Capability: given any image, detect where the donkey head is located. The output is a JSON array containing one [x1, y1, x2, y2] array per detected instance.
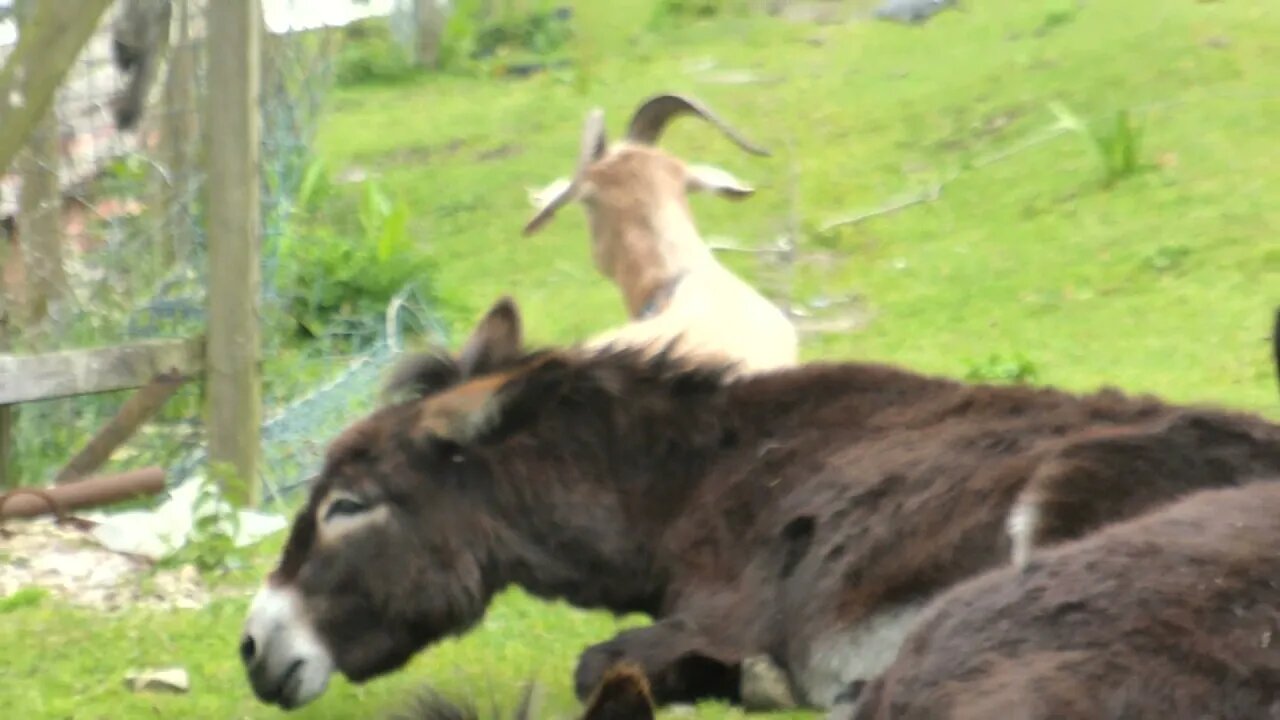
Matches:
[[239, 297, 704, 710], [239, 297, 553, 709]]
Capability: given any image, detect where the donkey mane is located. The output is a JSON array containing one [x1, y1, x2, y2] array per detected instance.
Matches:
[[381, 340, 738, 407]]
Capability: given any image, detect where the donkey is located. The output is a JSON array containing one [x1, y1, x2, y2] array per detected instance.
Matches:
[[389, 663, 654, 720], [847, 479, 1280, 720], [239, 296, 1280, 712]]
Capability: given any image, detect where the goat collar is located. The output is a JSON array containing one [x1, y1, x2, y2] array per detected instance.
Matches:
[[635, 271, 689, 320]]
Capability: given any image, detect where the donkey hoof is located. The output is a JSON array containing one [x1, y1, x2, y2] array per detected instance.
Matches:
[[740, 654, 799, 711]]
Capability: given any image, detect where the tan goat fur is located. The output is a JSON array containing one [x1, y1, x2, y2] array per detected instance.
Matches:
[[524, 94, 798, 376]]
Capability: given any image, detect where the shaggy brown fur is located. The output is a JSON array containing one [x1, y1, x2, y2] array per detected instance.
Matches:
[[389, 664, 654, 720], [848, 480, 1280, 720], [240, 296, 1280, 712]]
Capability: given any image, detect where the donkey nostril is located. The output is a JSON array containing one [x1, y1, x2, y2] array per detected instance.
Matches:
[[239, 634, 257, 664]]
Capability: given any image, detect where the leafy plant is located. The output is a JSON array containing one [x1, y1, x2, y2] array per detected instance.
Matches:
[[964, 353, 1041, 384], [1050, 102, 1148, 187], [336, 17, 418, 86], [169, 466, 246, 575], [0, 587, 49, 614], [274, 159, 436, 344], [473, 5, 574, 58], [651, 0, 734, 26]]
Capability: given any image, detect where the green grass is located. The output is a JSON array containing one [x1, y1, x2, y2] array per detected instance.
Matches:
[[5, 0, 1280, 717]]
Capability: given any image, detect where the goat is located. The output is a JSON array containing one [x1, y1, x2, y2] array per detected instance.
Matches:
[[523, 93, 798, 376], [848, 479, 1280, 720], [239, 296, 1280, 712], [388, 664, 654, 720]]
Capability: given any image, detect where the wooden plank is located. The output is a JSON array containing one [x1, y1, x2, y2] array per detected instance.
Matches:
[[205, 0, 262, 507], [0, 0, 115, 176], [53, 373, 188, 484], [0, 337, 204, 405]]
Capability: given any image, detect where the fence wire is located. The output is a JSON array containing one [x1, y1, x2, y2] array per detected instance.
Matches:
[[2, 1, 439, 503]]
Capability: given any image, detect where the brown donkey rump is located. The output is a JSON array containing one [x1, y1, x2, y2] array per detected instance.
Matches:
[[239, 296, 1280, 712], [847, 479, 1280, 720]]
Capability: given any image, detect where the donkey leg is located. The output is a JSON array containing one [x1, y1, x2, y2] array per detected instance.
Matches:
[[574, 617, 742, 707]]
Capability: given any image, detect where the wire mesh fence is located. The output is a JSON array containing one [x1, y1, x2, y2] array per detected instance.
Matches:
[[1, 0, 442, 503]]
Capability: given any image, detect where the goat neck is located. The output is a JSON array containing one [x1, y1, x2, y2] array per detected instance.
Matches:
[[604, 193, 717, 319]]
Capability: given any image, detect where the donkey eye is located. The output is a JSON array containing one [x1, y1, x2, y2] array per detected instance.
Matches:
[[324, 497, 367, 520]]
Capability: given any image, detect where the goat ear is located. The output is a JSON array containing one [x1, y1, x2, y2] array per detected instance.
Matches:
[[685, 163, 755, 200], [522, 177, 578, 236], [527, 177, 573, 210], [457, 296, 523, 378], [582, 664, 656, 720]]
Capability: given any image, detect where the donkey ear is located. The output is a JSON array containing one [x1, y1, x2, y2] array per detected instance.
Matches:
[[582, 664, 656, 720], [457, 296, 523, 378], [415, 355, 568, 445], [415, 372, 513, 445], [685, 163, 755, 200]]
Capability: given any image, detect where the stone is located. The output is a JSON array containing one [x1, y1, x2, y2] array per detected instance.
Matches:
[[124, 667, 190, 694]]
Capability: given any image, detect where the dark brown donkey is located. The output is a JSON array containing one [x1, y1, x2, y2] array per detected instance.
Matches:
[[848, 479, 1280, 720], [239, 296, 1280, 712]]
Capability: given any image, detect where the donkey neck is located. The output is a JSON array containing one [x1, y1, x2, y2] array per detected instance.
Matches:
[[481, 378, 735, 614]]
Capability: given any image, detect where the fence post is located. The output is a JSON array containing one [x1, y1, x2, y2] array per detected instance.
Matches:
[[160, 0, 197, 264], [412, 0, 447, 69], [205, 0, 262, 507], [14, 0, 66, 327], [18, 101, 65, 327], [0, 273, 11, 487]]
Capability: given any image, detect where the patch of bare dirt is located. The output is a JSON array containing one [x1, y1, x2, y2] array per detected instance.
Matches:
[[0, 517, 211, 613]]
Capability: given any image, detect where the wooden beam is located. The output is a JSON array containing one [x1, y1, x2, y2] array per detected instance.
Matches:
[[0, 0, 115, 176], [0, 337, 204, 405], [54, 373, 188, 484], [205, 0, 263, 507], [0, 467, 166, 519]]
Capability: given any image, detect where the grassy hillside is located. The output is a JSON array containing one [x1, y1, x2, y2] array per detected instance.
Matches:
[[4, 0, 1279, 718]]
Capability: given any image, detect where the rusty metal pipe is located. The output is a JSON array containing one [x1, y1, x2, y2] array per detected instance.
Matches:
[[0, 466, 165, 520]]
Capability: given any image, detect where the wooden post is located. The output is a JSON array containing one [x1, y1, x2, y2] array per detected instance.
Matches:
[[0, 300, 11, 488], [160, 0, 196, 265], [0, 218, 13, 488], [204, 0, 262, 507], [412, 0, 447, 69], [18, 92, 66, 325]]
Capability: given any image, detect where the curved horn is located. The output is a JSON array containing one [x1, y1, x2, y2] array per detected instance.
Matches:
[[522, 108, 608, 237], [625, 93, 771, 157]]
